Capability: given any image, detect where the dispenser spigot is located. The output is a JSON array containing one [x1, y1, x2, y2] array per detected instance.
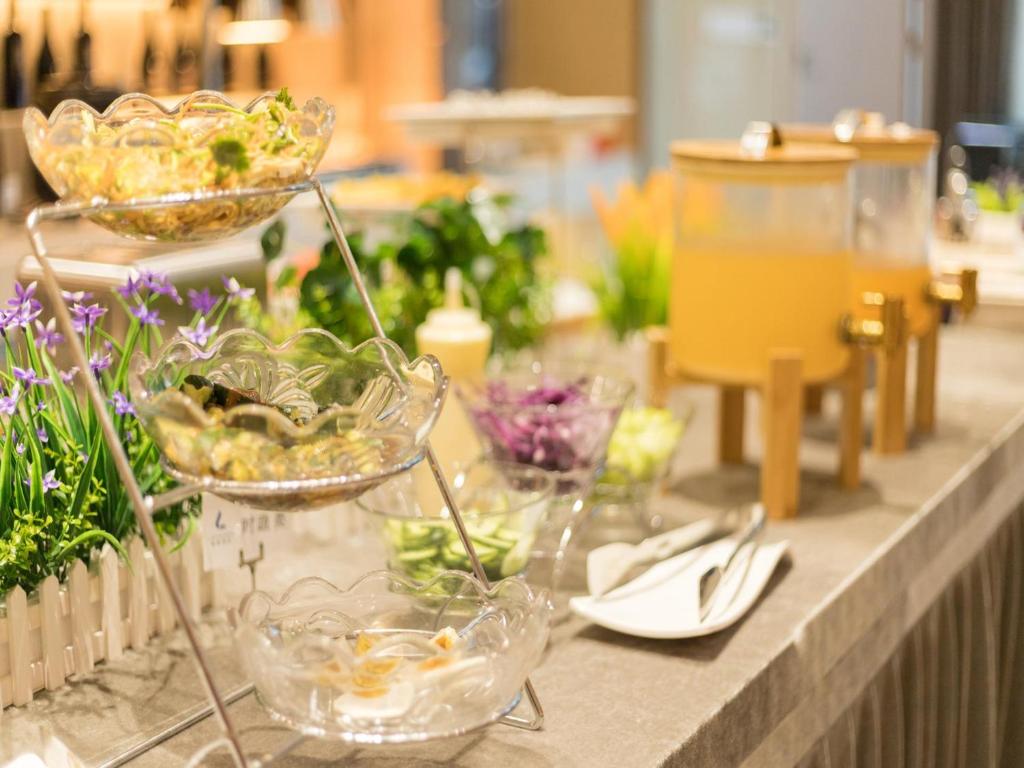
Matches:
[[841, 293, 907, 352], [928, 268, 978, 317]]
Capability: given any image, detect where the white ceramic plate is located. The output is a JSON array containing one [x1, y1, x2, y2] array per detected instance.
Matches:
[[569, 538, 789, 639]]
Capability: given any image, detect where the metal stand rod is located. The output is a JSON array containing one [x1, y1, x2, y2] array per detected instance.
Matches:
[[316, 179, 545, 729], [25, 209, 249, 768], [148, 481, 209, 513]]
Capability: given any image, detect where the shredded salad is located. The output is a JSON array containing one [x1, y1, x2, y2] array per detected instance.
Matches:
[[32, 88, 329, 239]]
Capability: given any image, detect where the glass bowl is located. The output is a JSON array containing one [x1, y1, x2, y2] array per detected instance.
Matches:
[[233, 571, 551, 742], [458, 364, 633, 496], [23, 90, 334, 241], [359, 460, 555, 584], [596, 404, 692, 496], [590, 405, 692, 534], [129, 329, 445, 511]]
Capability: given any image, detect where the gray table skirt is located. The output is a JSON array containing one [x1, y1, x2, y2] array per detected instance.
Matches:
[[799, 504, 1024, 768]]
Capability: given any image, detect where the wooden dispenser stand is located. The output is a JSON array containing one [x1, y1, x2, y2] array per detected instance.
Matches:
[[646, 295, 903, 520], [864, 293, 911, 454], [806, 268, 977, 454], [914, 268, 979, 433]]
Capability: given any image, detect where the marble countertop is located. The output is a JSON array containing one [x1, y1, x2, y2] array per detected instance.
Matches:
[[3, 321, 1024, 768]]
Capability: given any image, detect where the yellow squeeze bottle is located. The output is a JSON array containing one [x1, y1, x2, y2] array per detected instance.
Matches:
[[414, 269, 492, 500]]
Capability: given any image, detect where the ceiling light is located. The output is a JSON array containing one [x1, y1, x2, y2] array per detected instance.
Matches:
[[218, 0, 291, 47], [299, 0, 342, 34]]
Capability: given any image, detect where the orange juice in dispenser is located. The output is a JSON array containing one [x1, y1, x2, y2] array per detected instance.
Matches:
[[669, 132, 857, 386]]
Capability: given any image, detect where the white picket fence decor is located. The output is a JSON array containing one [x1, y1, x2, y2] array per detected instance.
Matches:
[[0, 532, 220, 712]]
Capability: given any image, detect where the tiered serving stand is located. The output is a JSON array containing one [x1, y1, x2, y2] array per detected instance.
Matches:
[[24, 178, 546, 767]]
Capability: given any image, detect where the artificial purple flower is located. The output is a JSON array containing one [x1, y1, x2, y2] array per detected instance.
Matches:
[[5, 301, 42, 330], [188, 287, 218, 315], [59, 366, 79, 384], [70, 302, 107, 333], [179, 317, 218, 347], [36, 427, 48, 444], [110, 390, 136, 417], [137, 270, 164, 290], [89, 350, 112, 374], [13, 366, 49, 387], [0, 308, 15, 334], [15, 442, 24, 456], [131, 304, 164, 327], [139, 270, 182, 304], [0, 383, 20, 415], [5, 282, 43, 330], [115, 275, 141, 300], [42, 470, 60, 493], [61, 289, 93, 303], [159, 283, 183, 305], [8, 281, 37, 308], [222, 276, 255, 301], [34, 318, 64, 353], [36, 401, 46, 412]]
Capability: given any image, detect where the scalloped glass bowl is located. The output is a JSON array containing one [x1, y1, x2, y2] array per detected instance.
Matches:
[[359, 460, 555, 584], [458, 364, 634, 496], [23, 90, 334, 241], [233, 571, 551, 742], [129, 329, 445, 511]]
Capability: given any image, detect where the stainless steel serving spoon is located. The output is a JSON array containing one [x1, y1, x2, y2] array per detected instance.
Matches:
[[697, 503, 766, 622]]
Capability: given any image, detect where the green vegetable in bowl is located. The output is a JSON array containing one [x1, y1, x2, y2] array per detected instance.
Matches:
[[382, 512, 533, 584], [602, 407, 685, 485], [361, 461, 553, 587]]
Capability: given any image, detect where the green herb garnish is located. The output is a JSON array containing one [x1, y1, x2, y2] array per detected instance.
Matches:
[[276, 86, 296, 110], [210, 137, 250, 174]]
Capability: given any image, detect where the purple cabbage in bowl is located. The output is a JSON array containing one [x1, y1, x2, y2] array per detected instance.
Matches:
[[459, 369, 633, 488]]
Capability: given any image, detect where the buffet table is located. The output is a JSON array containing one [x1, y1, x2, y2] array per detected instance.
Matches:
[[2, 322, 1023, 768]]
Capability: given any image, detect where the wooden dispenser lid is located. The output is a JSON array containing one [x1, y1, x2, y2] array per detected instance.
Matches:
[[782, 110, 939, 164], [671, 122, 857, 184]]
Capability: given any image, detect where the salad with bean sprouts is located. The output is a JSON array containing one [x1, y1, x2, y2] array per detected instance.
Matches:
[[24, 88, 334, 240]]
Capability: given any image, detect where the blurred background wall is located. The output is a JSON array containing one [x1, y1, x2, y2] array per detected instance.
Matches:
[[0, 0, 1020, 192]]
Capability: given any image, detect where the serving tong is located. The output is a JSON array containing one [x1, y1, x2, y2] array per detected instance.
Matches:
[[697, 504, 765, 621], [588, 506, 750, 598], [587, 503, 766, 624]]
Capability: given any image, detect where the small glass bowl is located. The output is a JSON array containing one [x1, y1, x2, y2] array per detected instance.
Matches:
[[596, 404, 692, 498], [233, 571, 551, 743], [458, 364, 633, 496], [23, 90, 334, 241], [359, 460, 555, 584], [589, 405, 692, 535], [129, 329, 445, 511]]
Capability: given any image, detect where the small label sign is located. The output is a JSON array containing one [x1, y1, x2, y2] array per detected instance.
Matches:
[[200, 493, 289, 571]]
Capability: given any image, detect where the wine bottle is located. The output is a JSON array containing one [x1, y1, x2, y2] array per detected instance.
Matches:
[[221, 45, 233, 91], [141, 14, 158, 89], [171, 3, 196, 92], [74, 0, 92, 86], [2, 0, 26, 107], [257, 46, 270, 89], [35, 8, 56, 92]]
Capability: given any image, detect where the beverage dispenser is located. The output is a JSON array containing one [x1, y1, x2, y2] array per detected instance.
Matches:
[[647, 123, 903, 518], [784, 112, 977, 453]]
